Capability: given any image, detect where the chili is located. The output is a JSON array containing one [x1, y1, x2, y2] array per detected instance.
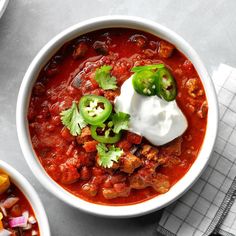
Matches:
[[28, 28, 207, 206]]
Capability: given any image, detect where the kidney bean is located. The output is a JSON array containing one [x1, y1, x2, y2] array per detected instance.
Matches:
[[93, 41, 108, 55], [73, 42, 88, 59], [129, 34, 148, 48]]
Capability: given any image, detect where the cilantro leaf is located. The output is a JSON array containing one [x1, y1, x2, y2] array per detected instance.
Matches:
[[131, 64, 165, 73], [60, 101, 87, 136], [94, 65, 117, 90], [97, 143, 123, 168], [112, 112, 130, 134]]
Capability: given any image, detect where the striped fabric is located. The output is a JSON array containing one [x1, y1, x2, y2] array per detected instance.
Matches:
[[157, 64, 236, 236]]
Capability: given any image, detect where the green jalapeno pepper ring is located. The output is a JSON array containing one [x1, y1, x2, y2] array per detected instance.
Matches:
[[79, 95, 112, 125], [156, 68, 177, 101], [91, 125, 121, 143], [132, 70, 158, 96], [131, 65, 177, 101]]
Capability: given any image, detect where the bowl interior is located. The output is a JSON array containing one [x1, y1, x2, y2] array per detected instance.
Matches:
[[16, 16, 218, 218], [0, 161, 51, 235]]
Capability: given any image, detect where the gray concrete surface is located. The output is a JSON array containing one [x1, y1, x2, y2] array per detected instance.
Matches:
[[0, 0, 235, 235]]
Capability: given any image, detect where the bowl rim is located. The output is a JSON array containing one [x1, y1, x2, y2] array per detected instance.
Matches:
[[0, 160, 51, 235], [0, 0, 9, 19], [16, 15, 219, 218]]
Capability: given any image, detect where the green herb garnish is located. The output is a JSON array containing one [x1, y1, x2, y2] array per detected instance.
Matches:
[[112, 112, 130, 134], [60, 102, 87, 136], [96, 143, 123, 168], [94, 65, 117, 90]]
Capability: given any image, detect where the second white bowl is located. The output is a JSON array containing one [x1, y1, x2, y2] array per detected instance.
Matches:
[[0, 161, 51, 235]]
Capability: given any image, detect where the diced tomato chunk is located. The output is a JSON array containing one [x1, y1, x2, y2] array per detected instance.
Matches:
[[89, 88, 104, 96], [117, 140, 132, 151], [83, 140, 98, 152], [89, 77, 99, 90], [92, 167, 105, 176], [182, 60, 194, 73], [103, 90, 118, 102], [10, 204, 22, 217], [61, 127, 75, 142], [127, 132, 142, 144]]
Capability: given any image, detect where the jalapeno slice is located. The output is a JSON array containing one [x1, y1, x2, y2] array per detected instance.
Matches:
[[91, 125, 121, 143], [132, 70, 158, 96], [156, 68, 177, 101], [79, 95, 112, 125], [131, 63, 165, 73]]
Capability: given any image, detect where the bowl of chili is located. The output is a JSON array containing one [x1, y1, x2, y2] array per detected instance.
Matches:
[[16, 16, 218, 217], [0, 161, 51, 235]]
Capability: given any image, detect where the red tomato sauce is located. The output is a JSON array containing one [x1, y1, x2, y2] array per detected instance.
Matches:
[[28, 28, 207, 205]]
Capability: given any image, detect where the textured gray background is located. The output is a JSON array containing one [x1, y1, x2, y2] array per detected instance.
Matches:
[[0, 0, 236, 235]]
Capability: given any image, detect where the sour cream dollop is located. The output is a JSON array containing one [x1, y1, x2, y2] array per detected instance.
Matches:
[[114, 76, 188, 146]]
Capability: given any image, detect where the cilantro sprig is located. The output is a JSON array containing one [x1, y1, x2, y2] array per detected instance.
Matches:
[[60, 102, 87, 136], [112, 112, 130, 134], [94, 65, 117, 90], [97, 111, 130, 139], [96, 143, 123, 168]]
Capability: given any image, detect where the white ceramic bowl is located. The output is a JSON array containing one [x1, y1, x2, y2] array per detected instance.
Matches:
[[0, 160, 51, 235], [0, 0, 9, 19], [16, 16, 218, 218]]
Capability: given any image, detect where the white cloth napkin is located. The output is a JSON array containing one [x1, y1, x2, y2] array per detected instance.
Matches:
[[157, 64, 236, 236]]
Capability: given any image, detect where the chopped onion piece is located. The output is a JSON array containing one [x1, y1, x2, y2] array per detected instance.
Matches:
[[23, 223, 32, 230], [32, 230, 38, 235], [2, 197, 19, 209], [0, 229, 11, 236], [0, 206, 7, 217], [9, 216, 27, 228], [22, 211, 29, 220], [28, 216, 36, 224]]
